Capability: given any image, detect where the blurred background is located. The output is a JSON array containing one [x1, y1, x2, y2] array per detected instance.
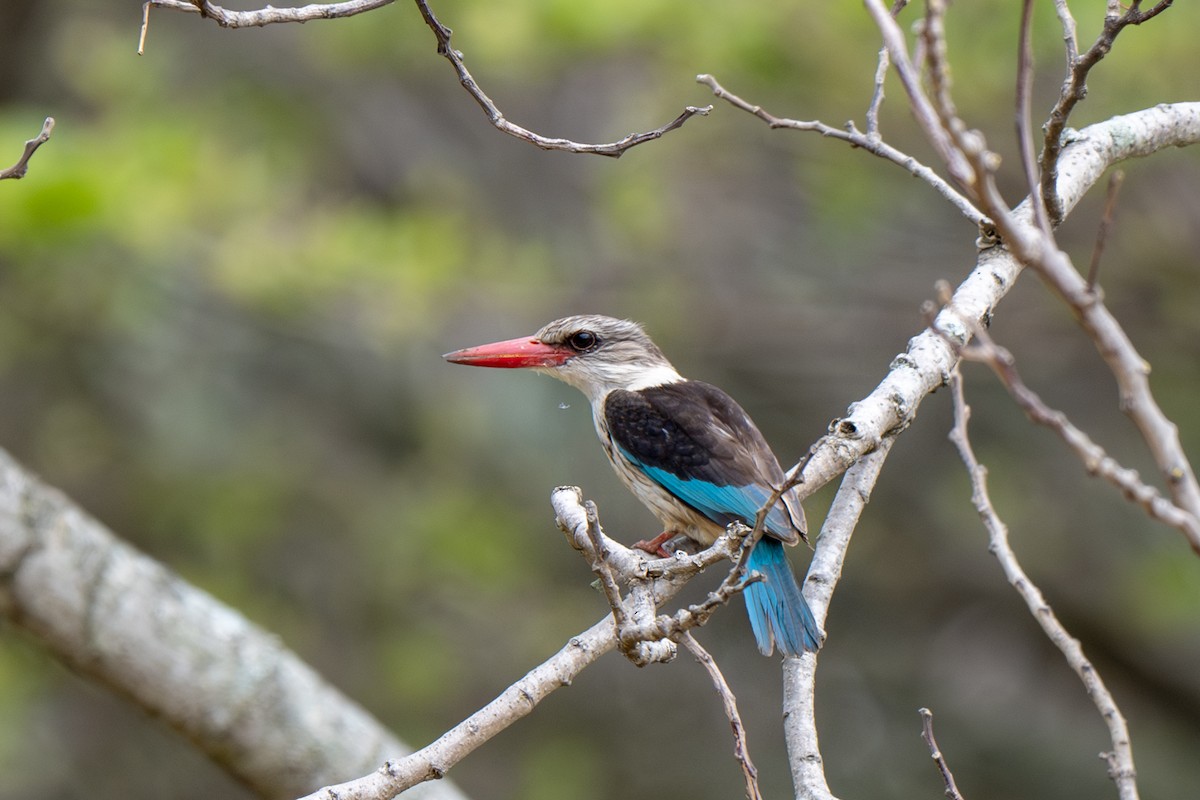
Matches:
[[1, 0, 1199, 798]]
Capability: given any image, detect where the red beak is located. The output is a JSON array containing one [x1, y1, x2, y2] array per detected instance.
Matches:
[[443, 335, 573, 369]]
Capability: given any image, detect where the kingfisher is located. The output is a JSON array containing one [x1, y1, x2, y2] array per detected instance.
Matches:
[[444, 315, 821, 656]]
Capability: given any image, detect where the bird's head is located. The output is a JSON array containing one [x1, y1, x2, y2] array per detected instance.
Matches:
[[444, 315, 682, 401]]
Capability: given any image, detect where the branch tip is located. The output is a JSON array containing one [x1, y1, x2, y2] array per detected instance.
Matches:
[[0, 117, 56, 181]]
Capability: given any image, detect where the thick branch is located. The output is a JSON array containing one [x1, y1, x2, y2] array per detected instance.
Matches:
[[0, 448, 463, 800], [783, 443, 893, 800]]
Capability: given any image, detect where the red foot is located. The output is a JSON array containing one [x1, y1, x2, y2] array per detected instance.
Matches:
[[631, 530, 678, 558]]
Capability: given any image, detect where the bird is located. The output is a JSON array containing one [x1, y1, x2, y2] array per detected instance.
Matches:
[[443, 315, 822, 656]]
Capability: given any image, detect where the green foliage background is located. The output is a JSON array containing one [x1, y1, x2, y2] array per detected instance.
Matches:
[[0, 1, 1198, 798]]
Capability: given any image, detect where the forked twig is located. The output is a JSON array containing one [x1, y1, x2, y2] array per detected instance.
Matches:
[[1040, 0, 1176, 223], [557, 488, 766, 666]]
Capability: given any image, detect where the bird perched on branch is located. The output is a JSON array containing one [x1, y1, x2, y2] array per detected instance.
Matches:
[[444, 315, 821, 656]]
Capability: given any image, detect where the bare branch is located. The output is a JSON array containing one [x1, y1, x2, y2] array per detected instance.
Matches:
[[783, 443, 894, 800], [299, 610, 620, 800], [779, 103, 1200, 516], [920, 0, 958, 140], [864, 45, 890, 139], [140, 0, 394, 52], [696, 73, 988, 229], [299, 486, 742, 800], [0, 117, 54, 181], [919, 708, 966, 800], [1040, 1, 1176, 223], [990, 164, 1200, 531], [864, 0, 1200, 539], [929, 302, 1200, 551], [416, 0, 709, 157], [947, 370, 1141, 800], [0, 449, 459, 800], [682, 634, 763, 800], [580, 499, 633, 631]]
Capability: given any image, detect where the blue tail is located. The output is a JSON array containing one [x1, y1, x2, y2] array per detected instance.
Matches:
[[744, 537, 822, 656]]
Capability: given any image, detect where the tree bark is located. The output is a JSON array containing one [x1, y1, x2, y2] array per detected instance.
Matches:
[[0, 448, 468, 800]]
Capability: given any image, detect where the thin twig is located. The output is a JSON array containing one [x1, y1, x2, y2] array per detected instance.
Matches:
[[682, 634, 762, 800], [415, 0, 709, 157], [1087, 169, 1125, 290], [1016, 0, 1051, 236], [865, 0, 910, 138], [948, 369, 1141, 800], [140, 0, 394, 52], [697, 73, 987, 228], [1053, 0, 1080, 67], [864, 45, 889, 139], [0, 118, 55, 181], [581, 500, 627, 624], [918, 708, 966, 800]]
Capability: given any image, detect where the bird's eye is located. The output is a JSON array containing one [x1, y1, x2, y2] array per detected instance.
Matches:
[[567, 330, 600, 352]]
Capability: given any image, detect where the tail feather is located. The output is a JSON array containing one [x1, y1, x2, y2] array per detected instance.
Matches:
[[744, 537, 822, 656]]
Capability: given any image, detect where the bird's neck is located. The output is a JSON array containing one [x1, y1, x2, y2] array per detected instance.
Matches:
[[587, 364, 684, 406], [541, 360, 684, 406], [622, 364, 686, 392]]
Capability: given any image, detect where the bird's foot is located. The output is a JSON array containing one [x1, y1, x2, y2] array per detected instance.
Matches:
[[632, 531, 693, 558]]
